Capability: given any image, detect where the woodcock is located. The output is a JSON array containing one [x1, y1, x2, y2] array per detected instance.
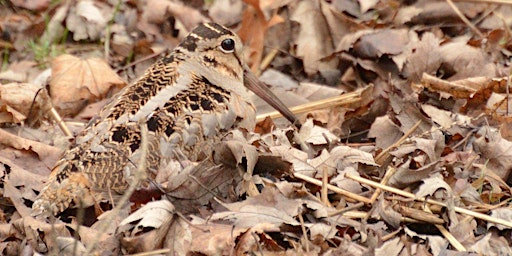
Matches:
[[32, 23, 297, 216]]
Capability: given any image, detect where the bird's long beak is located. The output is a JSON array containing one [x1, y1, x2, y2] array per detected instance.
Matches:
[[243, 66, 301, 129]]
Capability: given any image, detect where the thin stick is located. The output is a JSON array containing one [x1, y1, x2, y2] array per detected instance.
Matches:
[[375, 120, 422, 164], [294, 172, 371, 204], [49, 107, 72, 137], [368, 166, 397, 204], [321, 168, 330, 206], [446, 0, 484, 38], [327, 202, 365, 217], [257, 48, 279, 76], [453, 0, 512, 4], [298, 213, 309, 252], [346, 173, 512, 228], [424, 205, 467, 251]]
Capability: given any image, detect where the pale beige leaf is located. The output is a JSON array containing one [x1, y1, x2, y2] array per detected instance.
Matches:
[[489, 208, 512, 231], [415, 175, 452, 199], [50, 54, 126, 116], [400, 32, 442, 82], [368, 116, 403, 149], [291, 0, 339, 79], [374, 237, 403, 255], [119, 200, 175, 230], [66, 0, 108, 41], [164, 217, 192, 255], [473, 126, 512, 179], [0, 82, 48, 124], [298, 119, 339, 145]]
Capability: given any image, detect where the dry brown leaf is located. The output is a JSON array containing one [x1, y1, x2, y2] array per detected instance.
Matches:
[[291, 0, 339, 81], [374, 198, 402, 229], [439, 41, 496, 81], [163, 217, 191, 255], [473, 126, 512, 180], [213, 187, 302, 227], [239, 0, 284, 71], [11, 0, 50, 11], [448, 218, 477, 247], [209, 0, 243, 25], [0, 128, 62, 169], [77, 225, 118, 254], [368, 116, 403, 149], [352, 29, 409, 59], [399, 32, 442, 83], [415, 175, 452, 200], [66, 1, 109, 41], [143, 0, 208, 31], [119, 200, 175, 233], [0, 82, 49, 125], [12, 216, 71, 253], [298, 119, 339, 145], [374, 237, 403, 256], [50, 54, 126, 116], [469, 232, 512, 255]]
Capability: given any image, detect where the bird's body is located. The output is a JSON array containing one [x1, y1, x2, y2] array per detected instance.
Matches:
[[32, 23, 258, 215]]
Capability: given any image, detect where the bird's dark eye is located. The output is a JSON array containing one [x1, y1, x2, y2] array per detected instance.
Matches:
[[220, 38, 235, 53]]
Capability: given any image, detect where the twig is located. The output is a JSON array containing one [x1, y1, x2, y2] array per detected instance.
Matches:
[[375, 120, 422, 164], [257, 48, 279, 76], [453, 0, 512, 4], [327, 202, 365, 217], [298, 213, 309, 252], [127, 248, 171, 256], [49, 107, 72, 137], [321, 168, 330, 206], [346, 173, 512, 228], [293, 172, 371, 204], [424, 205, 467, 251], [446, 0, 484, 38]]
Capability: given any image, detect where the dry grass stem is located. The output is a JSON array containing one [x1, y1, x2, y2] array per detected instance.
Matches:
[[375, 120, 422, 164], [453, 0, 512, 4], [446, 0, 484, 38], [293, 172, 371, 204], [424, 205, 467, 251], [257, 48, 279, 76], [327, 202, 365, 217], [321, 168, 330, 206], [49, 107, 72, 137], [346, 173, 512, 228], [368, 167, 397, 204]]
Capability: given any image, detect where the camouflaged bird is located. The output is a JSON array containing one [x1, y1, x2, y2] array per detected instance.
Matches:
[[32, 23, 296, 216]]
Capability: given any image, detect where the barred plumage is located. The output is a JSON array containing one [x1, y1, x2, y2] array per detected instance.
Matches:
[[32, 23, 260, 216]]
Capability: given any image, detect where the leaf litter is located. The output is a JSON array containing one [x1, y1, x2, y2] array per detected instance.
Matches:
[[2, 0, 512, 255]]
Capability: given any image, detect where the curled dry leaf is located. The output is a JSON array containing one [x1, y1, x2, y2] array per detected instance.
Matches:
[[239, 0, 284, 70], [368, 116, 403, 149], [291, 0, 339, 81], [119, 200, 175, 234], [142, 0, 208, 31], [473, 126, 512, 180], [399, 32, 442, 83], [10, 0, 50, 11], [0, 82, 49, 125], [50, 54, 126, 116], [66, 0, 109, 41], [298, 118, 339, 145]]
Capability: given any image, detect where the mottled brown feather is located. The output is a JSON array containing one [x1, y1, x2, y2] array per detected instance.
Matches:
[[32, 23, 256, 216]]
